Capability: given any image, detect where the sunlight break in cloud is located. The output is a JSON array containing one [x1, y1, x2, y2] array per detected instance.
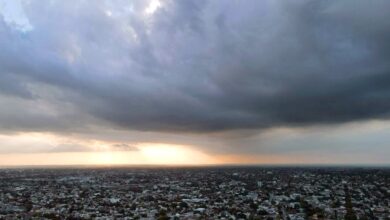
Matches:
[[144, 0, 162, 15]]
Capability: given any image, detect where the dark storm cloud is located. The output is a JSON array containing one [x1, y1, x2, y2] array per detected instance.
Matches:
[[1, 0, 390, 133], [111, 144, 139, 151]]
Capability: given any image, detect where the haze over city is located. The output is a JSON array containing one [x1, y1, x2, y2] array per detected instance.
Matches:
[[0, 0, 390, 166]]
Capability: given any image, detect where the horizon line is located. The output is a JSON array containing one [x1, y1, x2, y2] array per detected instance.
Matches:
[[1, 163, 389, 169]]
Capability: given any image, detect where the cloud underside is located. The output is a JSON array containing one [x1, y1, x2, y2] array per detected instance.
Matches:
[[48, 143, 138, 153], [1, 0, 390, 134]]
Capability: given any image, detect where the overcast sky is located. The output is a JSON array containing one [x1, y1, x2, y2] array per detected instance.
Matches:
[[0, 0, 389, 165]]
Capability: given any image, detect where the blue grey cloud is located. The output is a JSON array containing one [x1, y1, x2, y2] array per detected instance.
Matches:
[[1, 0, 390, 134]]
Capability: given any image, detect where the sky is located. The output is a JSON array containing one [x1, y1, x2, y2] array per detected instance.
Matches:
[[0, 0, 389, 166]]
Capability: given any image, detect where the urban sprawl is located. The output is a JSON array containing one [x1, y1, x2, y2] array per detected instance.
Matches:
[[0, 166, 389, 219]]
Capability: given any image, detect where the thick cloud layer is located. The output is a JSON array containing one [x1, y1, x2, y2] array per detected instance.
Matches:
[[1, 0, 390, 133]]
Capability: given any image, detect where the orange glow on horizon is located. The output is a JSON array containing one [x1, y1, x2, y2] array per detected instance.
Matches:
[[0, 133, 384, 166], [0, 143, 219, 166], [215, 154, 307, 165], [138, 143, 217, 165]]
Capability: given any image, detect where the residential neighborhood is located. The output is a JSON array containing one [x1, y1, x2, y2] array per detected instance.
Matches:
[[0, 166, 388, 219]]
